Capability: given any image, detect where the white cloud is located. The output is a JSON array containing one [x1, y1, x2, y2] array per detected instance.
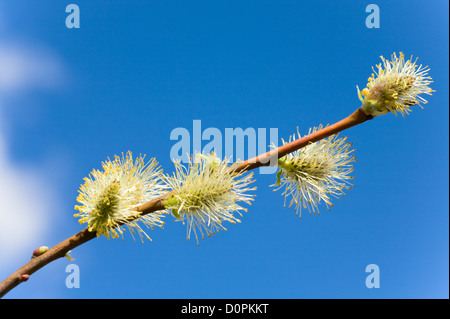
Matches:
[[0, 44, 64, 94], [0, 42, 65, 272], [0, 135, 53, 261]]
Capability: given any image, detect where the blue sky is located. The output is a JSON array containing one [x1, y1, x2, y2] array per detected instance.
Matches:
[[0, 0, 448, 299]]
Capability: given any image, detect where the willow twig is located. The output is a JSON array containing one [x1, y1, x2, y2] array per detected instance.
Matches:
[[0, 107, 372, 298]]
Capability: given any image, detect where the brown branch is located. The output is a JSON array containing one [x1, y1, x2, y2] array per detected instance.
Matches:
[[234, 108, 372, 172], [135, 108, 372, 216], [0, 107, 372, 298], [0, 228, 95, 298]]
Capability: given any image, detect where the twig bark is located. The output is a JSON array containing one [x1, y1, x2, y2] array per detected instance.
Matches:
[[0, 228, 95, 298], [0, 107, 372, 298], [234, 108, 371, 173]]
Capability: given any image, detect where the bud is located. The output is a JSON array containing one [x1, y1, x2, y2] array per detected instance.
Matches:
[[74, 151, 168, 242], [31, 246, 49, 259], [272, 126, 355, 218], [358, 52, 434, 117], [164, 152, 256, 244]]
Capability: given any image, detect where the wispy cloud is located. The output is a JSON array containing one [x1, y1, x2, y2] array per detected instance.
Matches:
[[0, 44, 64, 94], [0, 41, 65, 272]]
